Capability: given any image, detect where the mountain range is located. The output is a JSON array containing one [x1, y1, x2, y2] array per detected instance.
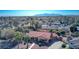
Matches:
[[35, 13, 79, 16], [35, 13, 62, 16]]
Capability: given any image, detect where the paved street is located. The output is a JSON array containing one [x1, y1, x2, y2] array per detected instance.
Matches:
[[48, 41, 64, 49], [28, 43, 35, 49]]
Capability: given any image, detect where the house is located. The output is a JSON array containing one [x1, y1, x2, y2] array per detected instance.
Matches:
[[41, 24, 49, 29], [48, 41, 64, 49], [68, 37, 79, 49], [41, 21, 65, 29], [28, 31, 64, 48], [28, 31, 60, 42], [19, 22, 31, 27], [76, 26, 79, 31]]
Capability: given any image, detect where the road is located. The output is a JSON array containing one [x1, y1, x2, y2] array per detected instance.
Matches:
[[28, 43, 35, 49], [48, 41, 64, 49]]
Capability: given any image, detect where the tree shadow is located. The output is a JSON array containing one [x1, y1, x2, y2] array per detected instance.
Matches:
[[0, 40, 18, 49]]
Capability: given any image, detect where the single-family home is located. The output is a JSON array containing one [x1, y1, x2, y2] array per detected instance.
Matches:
[[28, 31, 62, 43], [68, 37, 79, 49]]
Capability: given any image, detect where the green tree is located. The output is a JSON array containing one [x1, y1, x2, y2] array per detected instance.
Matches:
[[61, 43, 67, 48], [23, 35, 31, 49], [70, 26, 77, 32], [60, 31, 65, 36], [14, 31, 23, 48], [0, 29, 15, 39], [49, 29, 53, 32]]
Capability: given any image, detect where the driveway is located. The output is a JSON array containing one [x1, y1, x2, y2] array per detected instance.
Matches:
[[48, 41, 64, 49]]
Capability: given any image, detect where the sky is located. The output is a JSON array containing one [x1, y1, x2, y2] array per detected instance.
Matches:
[[0, 10, 79, 16]]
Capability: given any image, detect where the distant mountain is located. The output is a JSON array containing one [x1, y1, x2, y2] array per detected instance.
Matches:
[[35, 13, 79, 16], [35, 13, 63, 16]]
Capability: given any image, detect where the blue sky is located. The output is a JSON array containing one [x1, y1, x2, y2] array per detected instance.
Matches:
[[0, 10, 79, 16]]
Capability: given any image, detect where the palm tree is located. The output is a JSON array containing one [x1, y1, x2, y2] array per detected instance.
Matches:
[[14, 31, 23, 48], [49, 29, 53, 39], [23, 35, 30, 49]]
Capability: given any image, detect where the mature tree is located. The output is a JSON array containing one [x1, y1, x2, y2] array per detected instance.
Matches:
[[70, 26, 77, 32], [60, 31, 65, 36], [14, 31, 23, 48], [0, 29, 15, 40], [23, 35, 31, 49], [15, 27, 23, 32], [62, 44, 66, 48], [49, 29, 54, 32]]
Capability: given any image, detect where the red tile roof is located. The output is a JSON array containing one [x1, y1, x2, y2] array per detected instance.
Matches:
[[28, 31, 58, 40]]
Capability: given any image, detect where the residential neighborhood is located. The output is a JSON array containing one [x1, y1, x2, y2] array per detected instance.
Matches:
[[0, 16, 79, 49]]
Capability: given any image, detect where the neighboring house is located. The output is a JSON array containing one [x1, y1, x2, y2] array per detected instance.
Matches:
[[0, 24, 5, 29], [76, 26, 79, 31], [48, 41, 64, 49], [41, 21, 65, 29], [48, 41, 69, 49], [41, 24, 49, 29], [18, 22, 31, 27], [68, 37, 79, 49], [0, 23, 14, 30]]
